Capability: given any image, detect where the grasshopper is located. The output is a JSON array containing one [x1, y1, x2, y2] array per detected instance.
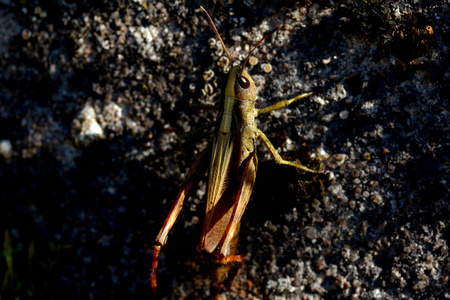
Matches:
[[150, 6, 321, 297]]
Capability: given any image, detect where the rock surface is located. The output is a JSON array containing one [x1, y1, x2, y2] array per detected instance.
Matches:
[[1, 1, 448, 299]]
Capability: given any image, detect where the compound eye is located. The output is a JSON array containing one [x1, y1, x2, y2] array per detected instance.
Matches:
[[237, 76, 250, 89]]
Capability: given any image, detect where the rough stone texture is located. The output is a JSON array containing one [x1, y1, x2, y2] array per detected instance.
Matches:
[[0, 1, 448, 299]]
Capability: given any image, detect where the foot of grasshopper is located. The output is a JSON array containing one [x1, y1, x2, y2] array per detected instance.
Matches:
[[149, 6, 323, 298], [212, 256, 244, 300]]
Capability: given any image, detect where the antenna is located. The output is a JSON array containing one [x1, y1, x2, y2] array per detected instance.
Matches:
[[200, 6, 234, 68], [241, 24, 283, 72]]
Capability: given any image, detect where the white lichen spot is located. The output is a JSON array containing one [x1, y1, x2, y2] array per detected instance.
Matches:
[[314, 95, 326, 106], [126, 118, 140, 136], [0, 140, 13, 162], [326, 153, 348, 169], [72, 104, 104, 146], [103, 102, 124, 134], [371, 193, 384, 205], [132, 25, 162, 61], [339, 110, 349, 120], [267, 277, 298, 294], [272, 277, 297, 293]]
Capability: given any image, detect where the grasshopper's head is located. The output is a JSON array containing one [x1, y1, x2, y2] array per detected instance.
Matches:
[[200, 6, 282, 101], [232, 24, 283, 100], [222, 65, 256, 100]]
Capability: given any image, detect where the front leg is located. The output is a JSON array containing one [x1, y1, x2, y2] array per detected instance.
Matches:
[[256, 129, 318, 173], [257, 92, 313, 115]]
